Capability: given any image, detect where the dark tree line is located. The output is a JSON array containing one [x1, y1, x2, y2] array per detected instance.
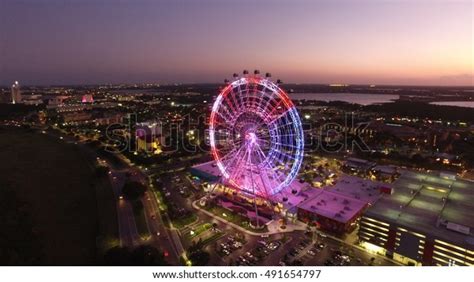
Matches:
[[187, 239, 210, 266], [103, 245, 168, 266], [364, 101, 474, 123]]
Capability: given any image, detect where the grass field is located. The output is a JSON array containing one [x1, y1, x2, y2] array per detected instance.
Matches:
[[172, 213, 198, 229], [132, 201, 150, 240], [0, 127, 117, 265], [94, 176, 120, 253]]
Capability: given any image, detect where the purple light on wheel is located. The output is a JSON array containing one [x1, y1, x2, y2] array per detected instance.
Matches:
[[209, 74, 304, 199]]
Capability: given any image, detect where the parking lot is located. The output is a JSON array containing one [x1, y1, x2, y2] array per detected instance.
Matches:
[[154, 170, 397, 267], [203, 229, 396, 266]]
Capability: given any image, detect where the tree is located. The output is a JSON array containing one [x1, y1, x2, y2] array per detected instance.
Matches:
[[291, 259, 303, 266], [187, 240, 210, 266], [130, 245, 168, 266], [103, 246, 132, 266], [132, 200, 144, 215], [122, 181, 147, 201], [411, 153, 425, 164], [104, 245, 168, 266], [94, 166, 109, 178], [188, 250, 210, 266]]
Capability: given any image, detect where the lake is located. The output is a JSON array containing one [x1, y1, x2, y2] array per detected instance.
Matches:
[[288, 93, 399, 105], [430, 101, 474, 109]]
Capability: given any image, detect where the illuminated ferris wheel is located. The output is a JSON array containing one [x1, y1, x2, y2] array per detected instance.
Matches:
[[209, 70, 304, 200]]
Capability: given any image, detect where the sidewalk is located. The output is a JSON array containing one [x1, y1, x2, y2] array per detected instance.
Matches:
[[192, 199, 306, 236]]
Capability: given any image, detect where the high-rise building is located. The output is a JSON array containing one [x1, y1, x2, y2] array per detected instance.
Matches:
[[11, 81, 22, 104]]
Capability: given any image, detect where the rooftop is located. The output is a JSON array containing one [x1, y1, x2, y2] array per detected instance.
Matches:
[[365, 171, 474, 248], [344, 157, 376, 170], [191, 161, 220, 177], [324, 174, 385, 204], [373, 165, 399, 175], [297, 189, 367, 223]]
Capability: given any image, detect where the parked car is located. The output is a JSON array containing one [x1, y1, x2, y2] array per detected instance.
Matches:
[[307, 248, 318, 256], [267, 241, 281, 251]]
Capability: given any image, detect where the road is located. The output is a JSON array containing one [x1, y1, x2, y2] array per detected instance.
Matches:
[[141, 187, 183, 265], [109, 165, 184, 265], [108, 170, 141, 247]]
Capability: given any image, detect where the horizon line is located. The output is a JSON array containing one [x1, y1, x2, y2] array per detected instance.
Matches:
[[1, 82, 473, 89]]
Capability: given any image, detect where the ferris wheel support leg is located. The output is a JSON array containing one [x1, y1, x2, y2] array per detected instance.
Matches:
[[208, 178, 220, 195], [200, 178, 221, 207], [252, 194, 260, 229]]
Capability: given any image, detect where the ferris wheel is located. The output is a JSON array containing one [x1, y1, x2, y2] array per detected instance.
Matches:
[[209, 71, 304, 200]]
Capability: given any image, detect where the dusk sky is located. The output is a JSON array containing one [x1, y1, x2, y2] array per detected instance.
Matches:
[[0, 0, 472, 86]]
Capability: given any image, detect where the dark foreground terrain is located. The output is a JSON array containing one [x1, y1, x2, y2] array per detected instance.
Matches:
[[0, 126, 116, 265]]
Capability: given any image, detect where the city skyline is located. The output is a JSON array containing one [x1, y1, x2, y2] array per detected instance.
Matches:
[[0, 0, 472, 86]]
